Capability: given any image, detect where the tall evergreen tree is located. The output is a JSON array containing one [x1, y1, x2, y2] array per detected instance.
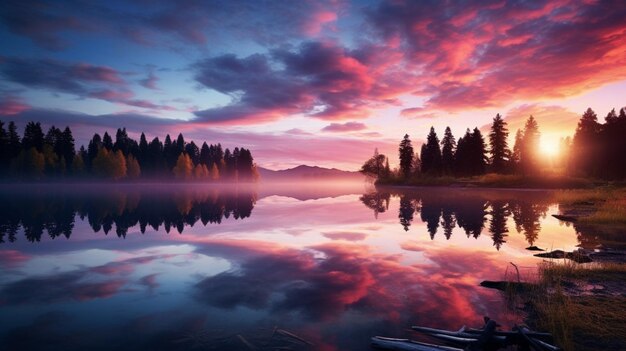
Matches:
[[420, 127, 442, 175], [185, 141, 200, 165], [469, 128, 487, 175], [398, 134, 414, 179], [87, 133, 102, 170], [440, 127, 456, 175], [60, 127, 75, 169], [22, 122, 44, 151], [0, 122, 9, 174], [599, 108, 626, 179], [138, 133, 148, 167], [102, 132, 113, 150], [521, 116, 540, 175], [7, 122, 21, 159], [571, 108, 600, 177], [488, 113, 509, 173], [511, 129, 523, 172], [454, 129, 472, 176], [200, 142, 211, 167]]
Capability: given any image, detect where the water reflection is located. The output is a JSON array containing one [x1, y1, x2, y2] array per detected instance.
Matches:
[[0, 185, 592, 351], [362, 188, 551, 249], [0, 185, 256, 242]]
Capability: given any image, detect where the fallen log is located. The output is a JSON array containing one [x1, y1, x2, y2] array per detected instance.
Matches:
[[534, 250, 592, 263]]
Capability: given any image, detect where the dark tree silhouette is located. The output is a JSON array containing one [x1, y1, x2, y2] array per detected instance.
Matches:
[[420, 127, 442, 175], [398, 195, 415, 231], [1, 121, 256, 182], [520, 116, 540, 175], [102, 131, 113, 150], [488, 200, 509, 250], [571, 108, 601, 177], [488, 113, 509, 173], [399, 134, 414, 179], [359, 191, 390, 219], [440, 127, 456, 175], [22, 122, 44, 152]]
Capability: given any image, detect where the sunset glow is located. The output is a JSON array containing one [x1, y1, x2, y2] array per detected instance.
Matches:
[[540, 137, 560, 157], [1, 1, 625, 170]]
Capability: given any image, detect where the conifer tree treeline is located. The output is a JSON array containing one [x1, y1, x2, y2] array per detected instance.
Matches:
[[0, 121, 258, 182], [363, 106, 626, 182]]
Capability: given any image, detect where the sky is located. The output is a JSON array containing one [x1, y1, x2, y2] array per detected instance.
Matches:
[[1, 0, 625, 170]]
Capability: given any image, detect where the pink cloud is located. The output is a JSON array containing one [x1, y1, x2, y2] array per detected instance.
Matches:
[[303, 11, 338, 36], [322, 231, 368, 241], [321, 122, 367, 133], [72, 63, 125, 84], [0, 96, 30, 115], [0, 250, 30, 268]]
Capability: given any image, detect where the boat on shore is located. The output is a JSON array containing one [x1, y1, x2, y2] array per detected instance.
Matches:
[[372, 318, 561, 351]]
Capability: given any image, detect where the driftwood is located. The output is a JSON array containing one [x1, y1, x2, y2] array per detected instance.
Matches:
[[479, 280, 537, 292], [525, 246, 545, 251], [534, 250, 592, 263], [551, 214, 578, 222]]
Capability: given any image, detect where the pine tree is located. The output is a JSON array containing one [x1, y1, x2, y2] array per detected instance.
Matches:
[[470, 128, 487, 175], [398, 134, 414, 179], [102, 131, 113, 150], [571, 108, 600, 177], [0, 122, 8, 173], [420, 127, 442, 175], [22, 122, 45, 152], [87, 133, 102, 171], [521, 116, 540, 175], [7, 122, 21, 159], [511, 129, 523, 172], [488, 113, 509, 173], [185, 141, 200, 165], [60, 127, 75, 169], [440, 127, 456, 175]]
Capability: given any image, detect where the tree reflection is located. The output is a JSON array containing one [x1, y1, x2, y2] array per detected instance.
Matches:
[[488, 200, 509, 250], [359, 192, 390, 219], [0, 188, 256, 242], [362, 189, 559, 250], [398, 195, 415, 231]]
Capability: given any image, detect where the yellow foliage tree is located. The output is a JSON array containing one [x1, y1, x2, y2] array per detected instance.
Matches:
[[210, 163, 220, 180], [126, 154, 141, 179], [193, 164, 209, 179], [11, 147, 45, 179], [92, 148, 127, 180], [72, 153, 85, 175], [173, 153, 193, 180]]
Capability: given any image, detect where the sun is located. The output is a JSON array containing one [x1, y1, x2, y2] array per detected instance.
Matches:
[[539, 138, 560, 157]]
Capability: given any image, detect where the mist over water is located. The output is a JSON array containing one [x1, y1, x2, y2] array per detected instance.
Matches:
[[0, 183, 584, 350]]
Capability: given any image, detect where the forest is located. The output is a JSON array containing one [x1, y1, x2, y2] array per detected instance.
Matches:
[[0, 121, 258, 182], [361, 107, 626, 182]]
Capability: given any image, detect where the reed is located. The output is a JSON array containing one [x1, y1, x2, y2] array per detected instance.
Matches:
[[514, 260, 626, 351]]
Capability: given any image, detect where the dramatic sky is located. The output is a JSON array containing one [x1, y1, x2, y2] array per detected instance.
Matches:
[[1, 0, 625, 170]]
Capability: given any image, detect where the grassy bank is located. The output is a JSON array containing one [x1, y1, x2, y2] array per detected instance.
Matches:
[[553, 187, 626, 225], [376, 173, 596, 189], [518, 262, 626, 351]]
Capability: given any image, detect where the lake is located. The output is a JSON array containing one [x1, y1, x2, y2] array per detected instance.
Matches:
[[0, 183, 586, 350]]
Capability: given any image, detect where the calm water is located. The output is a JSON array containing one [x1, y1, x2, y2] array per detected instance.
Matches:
[[0, 184, 586, 351]]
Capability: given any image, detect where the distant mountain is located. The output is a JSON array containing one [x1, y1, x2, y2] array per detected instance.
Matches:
[[258, 165, 364, 182]]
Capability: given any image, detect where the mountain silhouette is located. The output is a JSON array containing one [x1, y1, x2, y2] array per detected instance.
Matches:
[[258, 165, 364, 182]]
